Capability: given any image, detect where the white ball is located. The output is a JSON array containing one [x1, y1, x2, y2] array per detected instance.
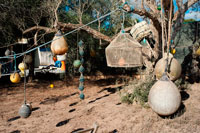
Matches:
[[148, 80, 181, 116]]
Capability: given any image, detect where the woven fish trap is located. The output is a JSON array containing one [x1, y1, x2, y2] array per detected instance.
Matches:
[[105, 33, 143, 67]]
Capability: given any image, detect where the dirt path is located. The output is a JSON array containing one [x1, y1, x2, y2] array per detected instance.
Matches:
[[0, 77, 200, 133]]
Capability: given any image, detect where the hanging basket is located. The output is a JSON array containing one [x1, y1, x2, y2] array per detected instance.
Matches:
[[105, 33, 143, 67], [130, 21, 151, 41], [51, 31, 68, 55]]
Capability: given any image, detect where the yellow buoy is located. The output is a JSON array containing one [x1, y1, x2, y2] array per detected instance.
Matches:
[[195, 46, 200, 56], [171, 48, 176, 55], [50, 84, 54, 88], [10, 73, 21, 83]]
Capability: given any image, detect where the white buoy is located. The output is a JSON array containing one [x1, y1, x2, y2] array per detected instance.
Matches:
[[148, 75, 181, 116]]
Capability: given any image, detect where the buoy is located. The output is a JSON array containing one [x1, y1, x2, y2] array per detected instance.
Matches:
[[195, 46, 200, 56], [148, 75, 181, 116], [79, 84, 84, 91], [5, 49, 10, 56], [10, 73, 21, 83], [18, 62, 28, 76], [18, 104, 31, 118], [73, 60, 81, 68], [51, 31, 68, 55], [79, 65, 85, 73], [171, 48, 176, 55], [155, 53, 181, 81], [50, 84, 54, 88], [79, 49, 84, 56], [80, 93, 85, 100], [157, 4, 161, 10]]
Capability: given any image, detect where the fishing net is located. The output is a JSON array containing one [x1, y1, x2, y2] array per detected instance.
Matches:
[[105, 33, 143, 67]]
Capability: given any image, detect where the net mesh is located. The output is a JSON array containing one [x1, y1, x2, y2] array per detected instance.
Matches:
[[105, 33, 143, 67]]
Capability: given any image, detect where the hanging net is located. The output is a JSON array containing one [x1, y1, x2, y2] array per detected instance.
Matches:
[[105, 33, 143, 67], [130, 21, 151, 41]]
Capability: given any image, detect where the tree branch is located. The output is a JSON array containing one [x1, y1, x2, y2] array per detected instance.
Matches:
[[54, 0, 62, 27]]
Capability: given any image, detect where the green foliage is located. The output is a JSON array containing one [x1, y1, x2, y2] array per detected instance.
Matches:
[[121, 73, 156, 107]]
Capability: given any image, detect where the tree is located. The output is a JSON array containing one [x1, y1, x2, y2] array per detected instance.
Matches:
[[122, 0, 198, 58]]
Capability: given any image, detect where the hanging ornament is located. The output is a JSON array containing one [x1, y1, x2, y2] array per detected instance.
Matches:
[[79, 92, 85, 100], [195, 46, 200, 56], [148, 75, 181, 116], [18, 66, 32, 118], [5, 49, 11, 56], [51, 31, 68, 55], [79, 65, 85, 73], [157, 4, 161, 10], [73, 60, 81, 68], [154, 53, 181, 81], [18, 62, 28, 77], [10, 73, 21, 83], [79, 73, 84, 82], [171, 48, 176, 55], [18, 104, 31, 118], [79, 48, 84, 56], [78, 40, 85, 100]]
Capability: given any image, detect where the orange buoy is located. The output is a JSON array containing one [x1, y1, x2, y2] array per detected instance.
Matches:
[[60, 61, 66, 71], [10, 73, 21, 83]]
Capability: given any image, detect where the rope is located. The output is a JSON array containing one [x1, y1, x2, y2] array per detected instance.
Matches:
[[24, 63, 27, 104], [165, 0, 173, 74]]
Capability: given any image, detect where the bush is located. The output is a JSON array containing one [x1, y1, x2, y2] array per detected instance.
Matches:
[[120, 73, 156, 107]]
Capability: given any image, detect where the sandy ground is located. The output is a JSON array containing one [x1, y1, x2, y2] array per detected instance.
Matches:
[[0, 76, 200, 133]]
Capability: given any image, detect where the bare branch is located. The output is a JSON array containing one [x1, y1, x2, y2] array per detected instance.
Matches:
[[54, 0, 62, 27], [23, 26, 56, 34]]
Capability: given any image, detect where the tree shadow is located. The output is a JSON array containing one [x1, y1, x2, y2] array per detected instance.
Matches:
[[10, 130, 20, 133], [56, 118, 71, 127], [32, 107, 40, 112], [69, 102, 78, 107], [109, 129, 118, 133], [97, 86, 123, 94], [88, 94, 110, 104], [7, 116, 20, 122], [71, 128, 84, 133], [40, 92, 78, 105], [69, 109, 76, 113]]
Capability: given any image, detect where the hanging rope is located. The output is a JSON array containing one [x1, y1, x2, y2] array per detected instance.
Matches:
[[164, 0, 173, 74], [24, 63, 27, 104], [161, 0, 165, 57]]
